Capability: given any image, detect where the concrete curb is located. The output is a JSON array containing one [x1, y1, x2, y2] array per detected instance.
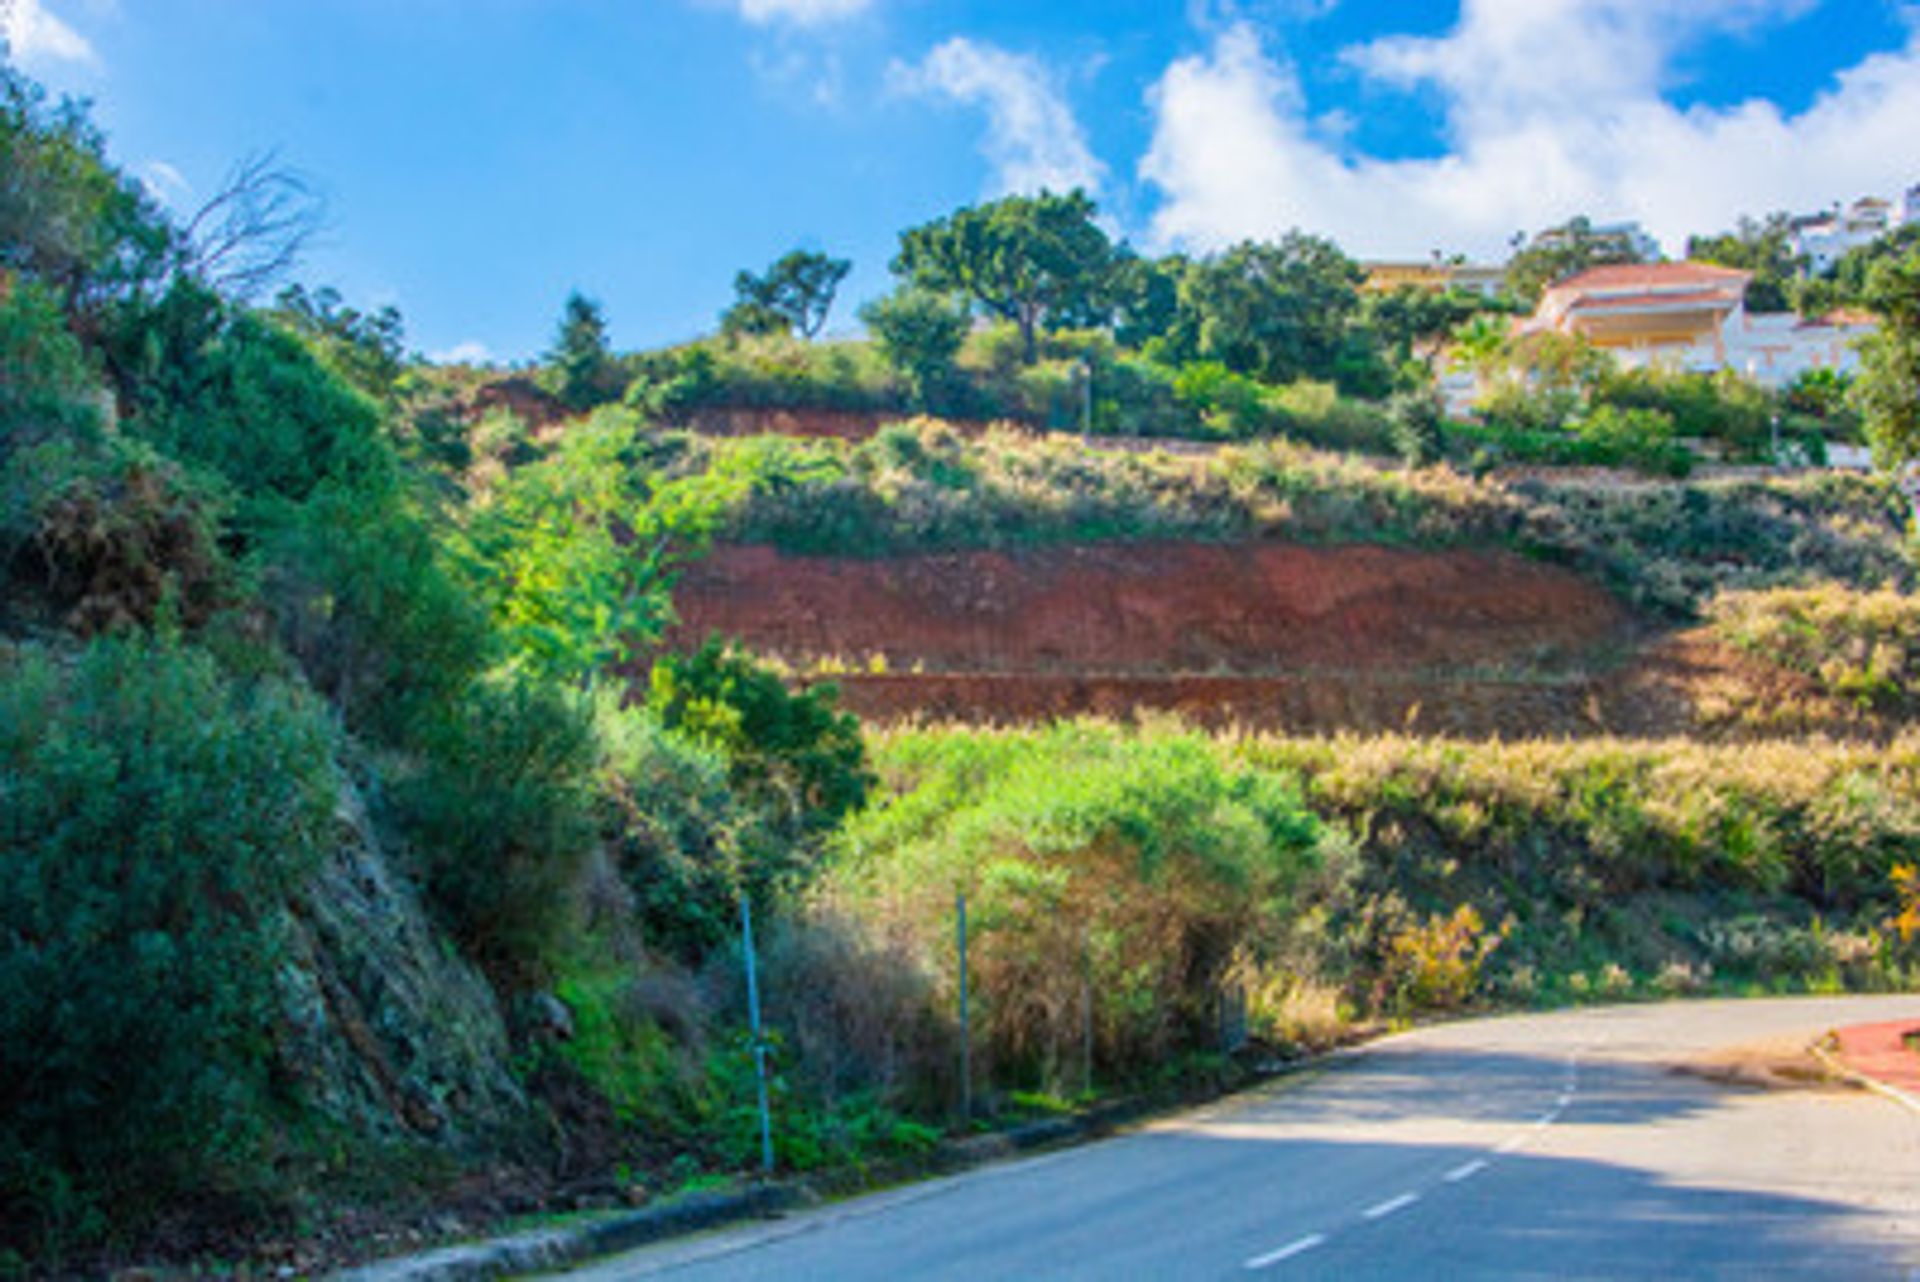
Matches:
[[327, 1066, 1310, 1282], [1810, 1036, 1920, 1119], [332, 1185, 800, 1282]]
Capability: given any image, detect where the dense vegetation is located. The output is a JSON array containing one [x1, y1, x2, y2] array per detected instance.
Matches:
[[834, 723, 1920, 1084]]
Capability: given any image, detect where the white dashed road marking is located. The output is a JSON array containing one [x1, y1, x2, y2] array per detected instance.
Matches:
[[1244, 1234, 1327, 1269], [1361, 1192, 1421, 1220], [1242, 1044, 1590, 1268]]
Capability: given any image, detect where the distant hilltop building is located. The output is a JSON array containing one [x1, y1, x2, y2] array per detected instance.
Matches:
[[1528, 219, 1662, 263], [1790, 195, 1898, 274], [1516, 262, 1874, 387], [1360, 260, 1506, 298]]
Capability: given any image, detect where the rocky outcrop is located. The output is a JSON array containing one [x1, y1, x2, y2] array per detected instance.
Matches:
[[279, 783, 529, 1149]]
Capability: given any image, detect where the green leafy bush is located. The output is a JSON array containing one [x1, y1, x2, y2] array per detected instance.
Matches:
[[651, 638, 872, 845], [111, 281, 392, 508], [1387, 389, 1447, 467], [0, 637, 335, 1255], [833, 723, 1330, 1090], [0, 276, 102, 452], [262, 483, 494, 743], [395, 674, 598, 984], [1572, 404, 1692, 477], [860, 289, 969, 410], [596, 702, 768, 963]]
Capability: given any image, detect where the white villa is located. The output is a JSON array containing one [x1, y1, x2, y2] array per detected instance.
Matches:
[[1791, 196, 1899, 275], [1441, 262, 1878, 417]]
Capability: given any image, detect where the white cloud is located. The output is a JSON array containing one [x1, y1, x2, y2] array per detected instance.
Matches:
[[2, 0, 96, 65], [1141, 2, 1920, 260], [431, 340, 493, 366], [890, 37, 1105, 197], [731, 0, 873, 26]]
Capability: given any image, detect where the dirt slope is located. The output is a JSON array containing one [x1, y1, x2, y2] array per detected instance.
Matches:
[[665, 542, 1631, 676]]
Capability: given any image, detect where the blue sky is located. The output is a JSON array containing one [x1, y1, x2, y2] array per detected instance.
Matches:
[[6, 0, 1919, 362]]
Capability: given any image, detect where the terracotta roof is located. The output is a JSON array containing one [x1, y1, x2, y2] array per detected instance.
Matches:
[[1564, 288, 1739, 313], [1550, 262, 1750, 293]]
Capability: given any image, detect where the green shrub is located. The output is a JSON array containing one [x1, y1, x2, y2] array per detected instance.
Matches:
[[0, 637, 335, 1255], [1573, 404, 1692, 477], [0, 277, 102, 453], [834, 723, 1330, 1090], [1270, 379, 1396, 453], [1387, 389, 1447, 466], [860, 289, 968, 411], [112, 282, 392, 508], [1169, 361, 1270, 438], [1, 432, 228, 634], [395, 673, 598, 983], [597, 701, 768, 963], [261, 483, 495, 744], [1709, 585, 1920, 715], [1593, 366, 1776, 459], [651, 639, 872, 845]]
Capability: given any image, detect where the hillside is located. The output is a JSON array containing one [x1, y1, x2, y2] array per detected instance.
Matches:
[[634, 421, 1916, 738]]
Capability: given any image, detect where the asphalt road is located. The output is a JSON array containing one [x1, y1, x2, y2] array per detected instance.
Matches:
[[563, 996, 1920, 1280]]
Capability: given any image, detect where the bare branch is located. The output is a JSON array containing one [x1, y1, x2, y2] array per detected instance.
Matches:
[[179, 150, 326, 300]]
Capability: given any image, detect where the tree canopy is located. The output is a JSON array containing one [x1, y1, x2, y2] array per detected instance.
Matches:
[[1853, 248, 1920, 472], [1163, 234, 1365, 386], [892, 189, 1115, 363], [1686, 214, 1801, 314], [722, 249, 852, 341], [544, 291, 619, 410]]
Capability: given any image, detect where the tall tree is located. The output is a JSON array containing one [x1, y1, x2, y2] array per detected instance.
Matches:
[[545, 291, 617, 411], [1109, 250, 1185, 351], [1852, 249, 1920, 472], [722, 248, 852, 341], [1362, 285, 1498, 369], [1687, 213, 1801, 313], [1166, 233, 1365, 385], [0, 64, 174, 317], [892, 189, 1115, 363]]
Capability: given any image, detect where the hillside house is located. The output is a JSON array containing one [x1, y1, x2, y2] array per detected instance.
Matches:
[[1439, 261, 1878, 419], [1791, 195, 1897, 274], [1519, 262, 1874, 386]]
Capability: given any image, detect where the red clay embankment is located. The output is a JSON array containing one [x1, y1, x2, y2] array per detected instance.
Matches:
[[656, 542, 1686, 735], [664, 542, 1630, 675]]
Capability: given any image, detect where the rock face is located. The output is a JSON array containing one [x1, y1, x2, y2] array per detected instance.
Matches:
[[279, 783, 528, 1149]]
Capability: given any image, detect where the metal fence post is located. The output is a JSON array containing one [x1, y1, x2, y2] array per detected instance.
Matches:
[[740, 893, 774, 1177]]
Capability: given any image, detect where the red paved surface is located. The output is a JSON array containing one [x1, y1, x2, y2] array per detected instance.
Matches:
[[1832, 1019, 1920, 1094]]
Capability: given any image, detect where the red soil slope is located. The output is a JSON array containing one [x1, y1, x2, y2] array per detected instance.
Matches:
[[657, 542, 1680, 735], [665, 542, 1630, 675]]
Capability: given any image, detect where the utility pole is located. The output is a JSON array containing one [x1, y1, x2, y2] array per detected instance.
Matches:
[[740, 893, 774, 1177]]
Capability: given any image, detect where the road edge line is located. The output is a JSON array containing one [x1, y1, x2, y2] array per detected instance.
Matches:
[[1809, 1036, 1920, 1119]]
